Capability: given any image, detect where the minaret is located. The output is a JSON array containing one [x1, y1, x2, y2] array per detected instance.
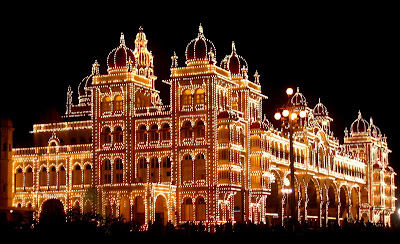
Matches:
[[0, 118, 14, 208]]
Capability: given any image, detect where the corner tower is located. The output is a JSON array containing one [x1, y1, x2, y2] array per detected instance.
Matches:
[[0, 118, 14, 208]]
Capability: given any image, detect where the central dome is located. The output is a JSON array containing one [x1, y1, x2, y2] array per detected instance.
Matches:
[[107, 33, 136, 73], [185, 25, 216, 65]]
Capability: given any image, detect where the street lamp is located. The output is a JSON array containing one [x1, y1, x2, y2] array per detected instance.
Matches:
[[274, 88, 307, 231]]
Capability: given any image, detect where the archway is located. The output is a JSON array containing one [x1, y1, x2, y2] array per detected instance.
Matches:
[[306, 180, 319, 227], [155, 195, 168, 226], [132, 196, 145, 226], [120, 197, 131, 221], [339, 186, 349, 220], [350, 188, 360, 221], [40, 199, 65, 225], [327, 184, 338, 223], [265, 172, 281, 226]]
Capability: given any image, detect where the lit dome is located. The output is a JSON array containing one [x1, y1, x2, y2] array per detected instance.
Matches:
[[107, 33, 135, 73], [78, 61, 99, 103], [185, 24, 216, 66], [369, 117, 382, 137], [313, 99, 328, 117], [350, 111, 369, 134], [291, 87, 307, 107], [220, 42, 248, 79]]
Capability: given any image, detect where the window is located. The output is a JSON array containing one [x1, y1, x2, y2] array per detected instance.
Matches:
[[114, 126, 123, 143], [138, 158, 147, 183], [181, 154, 193, 183], [149, 124, 159, 141], [73, 165, 82, 185], [195, 154, 206, 181], [181, 121, 192, 139], [114, 95, 123, 111], [40, 167, 47, 186], [150, 157, 159, 182], [137, 125, 147, 142], [102, 96, 111, 112], [194, 88, 205, 104], [102, 127, 112, 144], [102, 160, 112, 184], [194, 120, 205, 138], [161, 156, 171, 182], [160, 123, 171, 141], [84, 164, 92, 185], [49, 166, 57, 186], [58, 166, 66, 186], [182, 89, 192, 105], [115, 159, 123, 183]]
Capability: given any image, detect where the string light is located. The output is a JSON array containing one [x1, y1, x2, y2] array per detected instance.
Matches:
[[8, 25, 396, 229]]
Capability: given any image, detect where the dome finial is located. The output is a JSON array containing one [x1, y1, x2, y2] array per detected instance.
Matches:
[[91, 60, 100, 75], [232, 41, 236, 53], [199, 23, 203, 34], [358, 110, 362, 119], [120, 32, 125, 45]]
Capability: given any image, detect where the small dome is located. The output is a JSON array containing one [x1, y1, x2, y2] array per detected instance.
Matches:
[[220, 42, 248, 79], [107, 33, 135, 73], [250, 120, 268, 130], [369, 117, 382, 137], [78, 60, 99, 101], [350, 111, 369, 134], [291, 87, 307, 107], [185, 24, 216, 65], [313, 99, 328, 117]]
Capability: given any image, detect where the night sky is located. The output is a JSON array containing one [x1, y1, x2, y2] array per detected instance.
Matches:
[[1, 4, 398, 201]]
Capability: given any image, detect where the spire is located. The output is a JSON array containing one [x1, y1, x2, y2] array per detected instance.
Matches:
[[91, 60, 100, 75], [120, 32, 125, 45], [171, 51, 178, 68]]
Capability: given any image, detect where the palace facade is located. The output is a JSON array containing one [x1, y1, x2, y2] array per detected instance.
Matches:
[[3, 25, 396, 228]]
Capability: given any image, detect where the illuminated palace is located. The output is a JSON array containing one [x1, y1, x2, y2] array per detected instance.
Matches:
[[4, 25, 396, 228]]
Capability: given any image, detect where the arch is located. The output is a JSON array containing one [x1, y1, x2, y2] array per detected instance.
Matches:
[[58, 166, 66, 187], [102, 159, 112, 184], [182, 198, 193, 221], [195, 153, 206, 181], [339, 185, 349, 220], [181, 154, 193, 183], [181, 121, 192, 139], [265, 170, 282, 226], [72, 164, 82, 186], [114, 126, 123, 143], [101, 127, 112, 144], [102, 96, 112, 112], [350, 187, 360, 221], [160, 123, 171, 141], [195, 197, 206, 221], [39, 166, 48, 187], [149, 124, 159, 141], [137, 157, 148, 183], [15, 167, 23, 188], [114, 158, 124, 183], [306, 179, 320, 219], [194, 88, 205, 104], [181, 89, 192, 105], [114, 95, 123, 111], [327, 183, 338, 222], [150, 157, 159, 183], [40, 199, 65, 225], [155, 194, 168, 226], [133, 196, 145, 226], [49, 166, 57, 186], [25, 166, 34, 187], [120, 196, 131, 221], [137, 124, 147, 142], [194, 120, 205, 138], [84, 164, 92, 185]]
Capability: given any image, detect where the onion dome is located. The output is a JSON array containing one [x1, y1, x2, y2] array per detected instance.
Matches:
[[185, 24, 216, 66], [350, 111, 369, 134], [133, 27, 155, 79], [369, 117, 382, 137], [107, 33, 135, 73], [78, 60, 99, 104], [313, 99, 328, 117], [291, 87, 307, 107], [220, 42, 249, 79], [250, 120, 269, 130]]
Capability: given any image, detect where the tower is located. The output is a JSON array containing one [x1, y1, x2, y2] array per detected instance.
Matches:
[[0, 118, 14, 208]]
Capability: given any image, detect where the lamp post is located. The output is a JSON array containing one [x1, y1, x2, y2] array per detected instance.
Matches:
[[274, 88, 307, 231]]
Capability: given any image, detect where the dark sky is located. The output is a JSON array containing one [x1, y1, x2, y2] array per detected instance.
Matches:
[[1, 4, 399, 190]]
